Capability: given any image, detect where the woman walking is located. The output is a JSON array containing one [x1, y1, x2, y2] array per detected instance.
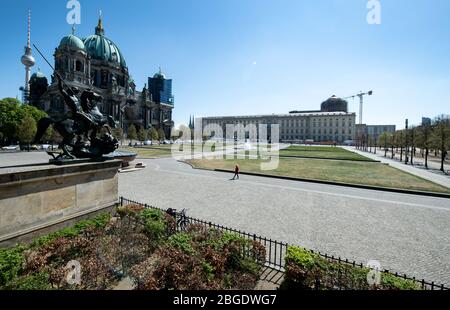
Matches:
[[232, 164, 240, 180]]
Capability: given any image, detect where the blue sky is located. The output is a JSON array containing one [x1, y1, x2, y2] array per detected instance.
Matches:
[[0, 0, 449, 128]]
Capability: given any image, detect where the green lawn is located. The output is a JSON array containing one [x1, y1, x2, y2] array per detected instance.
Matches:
[[279, 146, 373, 161], [186, 157, 450, 194], [118, 147, 173, 158], [118, 143, 226, 158]]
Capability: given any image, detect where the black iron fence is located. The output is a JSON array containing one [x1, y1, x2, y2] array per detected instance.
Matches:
[[119, 197, 449, 290]]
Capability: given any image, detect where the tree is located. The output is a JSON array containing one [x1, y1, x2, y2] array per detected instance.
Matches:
[[408, 126, 417, 165], [128, 124, 137, 144], [398, 130, 404, 162], [417, 123, 432, 169], [137, 128, 147, 144], [378, 132, 389, 157], [17, 115, 37, 150], [431, 115, 450, 172], [158, 128, 166, 141], [113, 127, 124, 145], [42, 126, 53, 143], [389, 132, 396, 159], [149, 128, 159, 142], [0, 97, 47, 144], [178, 125, 190, 143]]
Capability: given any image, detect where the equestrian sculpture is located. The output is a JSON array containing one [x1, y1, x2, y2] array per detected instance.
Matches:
[[34, 75, 119, 160]]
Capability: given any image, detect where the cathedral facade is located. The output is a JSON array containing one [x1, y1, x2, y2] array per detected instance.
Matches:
[[29, 16, 174, 138]]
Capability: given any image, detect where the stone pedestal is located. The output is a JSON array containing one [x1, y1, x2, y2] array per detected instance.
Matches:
[[0, 160, 122, 247]]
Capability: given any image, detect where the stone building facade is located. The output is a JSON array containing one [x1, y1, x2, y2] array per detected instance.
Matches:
[[202, 96, 356, 143]]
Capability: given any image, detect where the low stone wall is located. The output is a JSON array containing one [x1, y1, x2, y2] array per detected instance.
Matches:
[[0, 160, 122, 247]]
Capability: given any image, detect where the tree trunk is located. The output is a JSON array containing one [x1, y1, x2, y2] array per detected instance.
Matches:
[[425, 148, 429, 169], [441, 145, 445, 172]]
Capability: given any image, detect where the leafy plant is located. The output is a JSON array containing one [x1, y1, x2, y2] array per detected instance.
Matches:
[[168, 233, 195, 254], [0, 246, 25, 288], [283, 246, 423, 290], [6, 271, 52, 290], [202, 261, 215, 282]]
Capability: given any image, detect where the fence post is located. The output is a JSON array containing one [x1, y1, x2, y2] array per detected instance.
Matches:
[[120, 196, 123, 206]]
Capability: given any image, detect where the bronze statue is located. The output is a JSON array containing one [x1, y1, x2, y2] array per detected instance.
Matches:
[[34, 75, 119, 160]]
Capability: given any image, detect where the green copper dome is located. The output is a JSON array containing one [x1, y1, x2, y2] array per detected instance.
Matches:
[[83, 18, 127, 68], [30, 70, 46, 79], [153, 67, 166, 79], [59, 34, 86, 51]]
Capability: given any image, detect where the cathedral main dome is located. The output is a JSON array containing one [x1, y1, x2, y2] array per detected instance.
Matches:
[[83, 17, 127, 68]]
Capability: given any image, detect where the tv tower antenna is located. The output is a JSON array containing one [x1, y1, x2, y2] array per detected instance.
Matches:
[[20, 9, 36, 104]]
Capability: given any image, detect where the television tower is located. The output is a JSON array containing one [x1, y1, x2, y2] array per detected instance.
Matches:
[[20, 10, 35, 103]]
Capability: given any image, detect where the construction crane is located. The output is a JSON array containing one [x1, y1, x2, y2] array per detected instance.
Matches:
[[343, 91, 373, 125]]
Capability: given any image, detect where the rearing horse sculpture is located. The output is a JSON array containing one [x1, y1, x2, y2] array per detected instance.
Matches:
[[34, 76, 118, 160]]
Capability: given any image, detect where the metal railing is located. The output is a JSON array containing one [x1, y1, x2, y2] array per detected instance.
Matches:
[[119, 197, 449, 290]]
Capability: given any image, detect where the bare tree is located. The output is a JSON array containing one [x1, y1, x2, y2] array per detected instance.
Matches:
[[417, 123, 432, 169], [431, 115, 450, 172]]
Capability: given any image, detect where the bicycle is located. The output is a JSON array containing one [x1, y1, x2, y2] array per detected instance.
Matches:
[[166, 208, 190, 231]]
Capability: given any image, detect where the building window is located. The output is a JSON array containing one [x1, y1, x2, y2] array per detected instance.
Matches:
[[76, 60, 83, 72]]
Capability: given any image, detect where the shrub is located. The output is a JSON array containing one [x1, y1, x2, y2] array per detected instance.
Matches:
[[0, 247, 25, 288], [202, 261, 215, 282], [116, 204, 144, 217], [136, 209, 175, 248], [30, 214, 111, 248], [6, 271, 52, 290], [168, 233, 195, 254], [282, 246, 423, 290], [380, 273, 422, 290], [1, 213, 112, 289]]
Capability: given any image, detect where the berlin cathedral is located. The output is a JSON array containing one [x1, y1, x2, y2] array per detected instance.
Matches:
[[27, 15, 174, 138]]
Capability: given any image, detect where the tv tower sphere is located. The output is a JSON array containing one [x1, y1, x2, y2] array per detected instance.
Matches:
[[21, 50, 35, 67]]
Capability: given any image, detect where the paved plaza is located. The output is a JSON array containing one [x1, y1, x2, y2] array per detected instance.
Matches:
[[1, 151, 450, 285], [118, 157, 450, 285]]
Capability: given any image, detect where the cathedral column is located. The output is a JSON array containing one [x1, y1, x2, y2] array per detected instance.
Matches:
[[87, 58, 91, 84]]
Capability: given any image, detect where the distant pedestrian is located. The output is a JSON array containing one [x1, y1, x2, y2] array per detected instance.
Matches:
[[232, 164, 240, 180]]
